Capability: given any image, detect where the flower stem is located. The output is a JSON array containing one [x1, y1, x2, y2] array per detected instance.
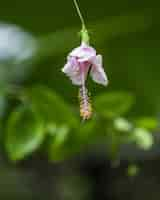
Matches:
[[72, 0, 90, 44], [73, 0, 86, 29]]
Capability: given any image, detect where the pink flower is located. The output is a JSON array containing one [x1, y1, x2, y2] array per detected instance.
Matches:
[[62, 42, 108, 86]]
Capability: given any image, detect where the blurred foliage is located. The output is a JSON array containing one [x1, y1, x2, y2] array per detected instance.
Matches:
[[0, 0, 159, 163], [2, 85, 158, 161], [6, 105, 45, 161], [94, 92, 134, 118], [127, 164, 139, 177], [132, 128, 153, 150]]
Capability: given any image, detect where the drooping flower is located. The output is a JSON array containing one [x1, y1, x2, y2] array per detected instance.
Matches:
[[62, 42, 108, 120], [62, 0, 109, 120], [62, 42, 108, 87]]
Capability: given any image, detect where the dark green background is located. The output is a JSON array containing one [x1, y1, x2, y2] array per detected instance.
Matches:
[[0, 0, 160, 199], [1, 0, 159, 115]]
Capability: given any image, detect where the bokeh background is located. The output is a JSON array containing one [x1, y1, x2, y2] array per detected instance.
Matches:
[[0, 0, 160, 199]]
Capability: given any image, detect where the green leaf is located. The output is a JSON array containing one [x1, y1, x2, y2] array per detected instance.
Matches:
[[77, 120, 96, 143], [114, 117, 132, 132], [5, 105, 45, 161], [135, 117, 158, 131], [132, 128, 153, 150], [48, 120, 98, 162], [94, 92, 134, 118], [48, 125, 71, 161], [25, 86, 78, 127]]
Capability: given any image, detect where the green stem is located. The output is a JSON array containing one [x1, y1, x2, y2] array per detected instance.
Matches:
[[72, 0, 90, 43], [73, 0, 86, 28]]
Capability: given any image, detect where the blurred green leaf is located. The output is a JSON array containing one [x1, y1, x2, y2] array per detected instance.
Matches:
[[48, 121, 96, 162], [77, 120, 96, 143], [21, 86, 81, 162], [46, 123, 57, 136], [114, 117, 132, 132], [127, 164, 139, 177], [135, 117, 158, 131], [5, 105, 45, 161], [94, 92, 135, 118], [132, 128, 153, 150], [25, 86, 78, 127], [48, 125, 70, 161]]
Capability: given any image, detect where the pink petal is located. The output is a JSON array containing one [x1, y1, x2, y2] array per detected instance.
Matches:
[[61, 62, 81, 85], [62, 57, 79, 75], [70, 74, 84, 85], [70, 43, 96, 62], [62, 58, 90, 86], [90, 55, 108, 86], [62, 62, 72, 74]]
